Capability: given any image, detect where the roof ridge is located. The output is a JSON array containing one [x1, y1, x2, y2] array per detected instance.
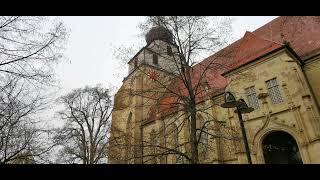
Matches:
[[234, 31, 284, 61], [244, 30, 284, 46], [194, 17, 281, 68]]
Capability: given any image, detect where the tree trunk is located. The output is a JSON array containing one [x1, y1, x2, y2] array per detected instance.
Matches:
[[190, 101, 199, 164], [184, 63, 199, 164]]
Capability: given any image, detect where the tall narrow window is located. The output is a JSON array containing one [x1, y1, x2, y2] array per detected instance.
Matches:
[[167, 46, 173, 56], [150, 130, 157, 164], [174, 127, 180, 163], [198, 116, 208, 160], [125, 112, 133, 162], [134, 58, 138, 68], [152, 54, 158, 65], [266, 78, 283, 104], [172, 125, 183, 164], [245, 86, 259, 109]]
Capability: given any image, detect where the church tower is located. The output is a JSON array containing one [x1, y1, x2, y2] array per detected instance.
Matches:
[[109, 26, 179, 164], [127, 26, 180, 75]]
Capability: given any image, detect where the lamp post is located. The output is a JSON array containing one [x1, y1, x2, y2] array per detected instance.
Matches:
[[221, 92, 254, 164]]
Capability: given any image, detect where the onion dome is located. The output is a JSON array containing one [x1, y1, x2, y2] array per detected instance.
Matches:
[[145, 26, 173, 44]]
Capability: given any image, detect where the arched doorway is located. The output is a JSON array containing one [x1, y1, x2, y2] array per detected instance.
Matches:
[[262, 131, 303, 164]]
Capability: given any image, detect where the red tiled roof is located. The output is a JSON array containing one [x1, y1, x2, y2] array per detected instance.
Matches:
[[253, 16, 320, 59], [231, 31, 283, 69], [155, 16, 320, 119], [158, 95, 179, 117]]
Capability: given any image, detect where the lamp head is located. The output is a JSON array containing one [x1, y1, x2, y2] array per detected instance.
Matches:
[[234, 99, 254, 114], [221, 92, 243, 108]]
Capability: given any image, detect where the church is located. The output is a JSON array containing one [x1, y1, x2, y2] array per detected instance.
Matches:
[[108, 16, 320, 164]]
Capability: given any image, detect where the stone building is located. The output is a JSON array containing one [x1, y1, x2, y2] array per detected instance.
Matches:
[[108, 16, 320, 164]]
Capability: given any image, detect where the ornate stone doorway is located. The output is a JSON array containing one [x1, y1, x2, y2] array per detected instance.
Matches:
[[262, 131, 303, 164]]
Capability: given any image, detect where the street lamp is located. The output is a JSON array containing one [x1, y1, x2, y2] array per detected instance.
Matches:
[[221, 92, 253, 164]]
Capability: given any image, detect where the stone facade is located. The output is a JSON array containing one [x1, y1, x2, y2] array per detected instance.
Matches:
[[108, 16, 320, 164], [223, 49, 320, 163]]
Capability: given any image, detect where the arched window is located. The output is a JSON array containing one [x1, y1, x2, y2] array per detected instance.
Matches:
[[166, 123, 184, 164], [152, 54, 158, 65], [126, 112, 132, 133], [172, 124, 184, 164]]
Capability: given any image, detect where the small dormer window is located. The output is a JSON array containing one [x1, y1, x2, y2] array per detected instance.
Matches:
[[153, 54, 158, 65], [167, 46, 173, 56]]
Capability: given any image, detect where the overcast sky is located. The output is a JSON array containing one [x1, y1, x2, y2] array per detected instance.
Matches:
[[56, 16, 278, 95]]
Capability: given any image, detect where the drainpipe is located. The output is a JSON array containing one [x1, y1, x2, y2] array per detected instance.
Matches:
[[286, 45, 320, 111]]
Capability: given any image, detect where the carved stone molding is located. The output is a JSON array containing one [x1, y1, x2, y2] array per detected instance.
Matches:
[[258, 92, 268, 99]]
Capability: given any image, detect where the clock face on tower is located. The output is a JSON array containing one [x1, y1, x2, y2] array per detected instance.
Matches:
[[147, 70, 159, 81]]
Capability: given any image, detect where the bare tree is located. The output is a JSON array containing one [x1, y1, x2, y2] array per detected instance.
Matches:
[[54, 85, 112, 164], [0, 16, 67, 87], [109, 16, 240, 164], [0, 16, 68, 164], [0, 76, 57, 164], [143, 16, 232, 164]]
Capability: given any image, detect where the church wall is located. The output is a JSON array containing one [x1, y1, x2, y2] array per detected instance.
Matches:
[[304, 55, 320, 109], [110, 24, 320, 164], [141, 121, 161, 164], [222, 49, 320, 163], [111, 48, 320, 164], [109, 73, 143, 163], [157, 112, 189, 164], [110, 40, 180, 163], [206, 96, 240, 164]]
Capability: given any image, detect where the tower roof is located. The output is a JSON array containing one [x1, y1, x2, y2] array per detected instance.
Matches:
[[145, 26, 173, 44]]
